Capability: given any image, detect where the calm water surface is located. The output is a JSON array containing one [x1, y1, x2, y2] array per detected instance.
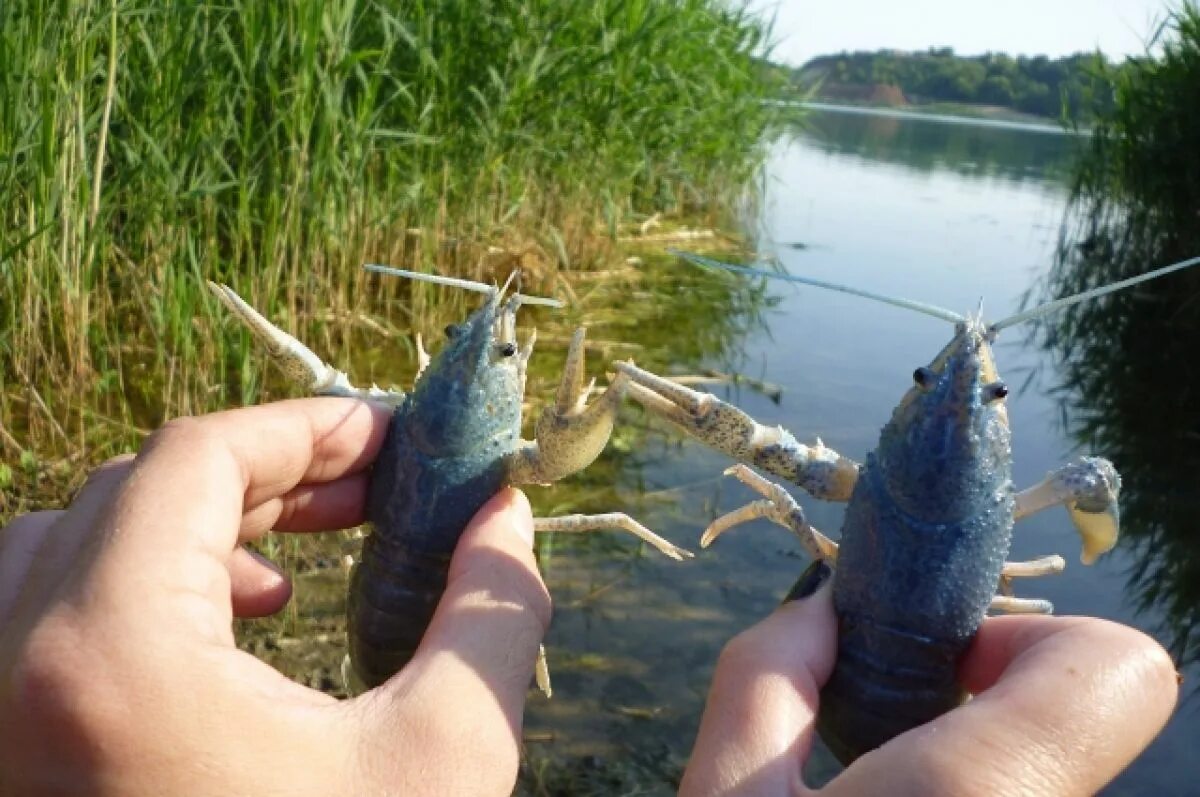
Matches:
[[520, 108, 1197, 795]]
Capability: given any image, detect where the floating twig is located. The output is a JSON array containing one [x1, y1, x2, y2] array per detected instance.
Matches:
[[617, 228, 717, 243]]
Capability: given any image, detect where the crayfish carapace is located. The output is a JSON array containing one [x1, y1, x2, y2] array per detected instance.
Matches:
[[209, 267, 692, 695]]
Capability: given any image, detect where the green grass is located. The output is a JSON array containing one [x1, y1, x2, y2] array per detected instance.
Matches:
[[0, 0, 786, 500]]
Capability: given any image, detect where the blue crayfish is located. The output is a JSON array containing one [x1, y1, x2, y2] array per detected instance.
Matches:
[[208, 267, 690, 693], [615, 252, 1200, 764]]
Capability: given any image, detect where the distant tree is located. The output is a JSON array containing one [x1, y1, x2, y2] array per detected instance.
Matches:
[[979, 75, 1015, 105], [796, 48, 1117, 119], [1018, 83, 1054, 116]]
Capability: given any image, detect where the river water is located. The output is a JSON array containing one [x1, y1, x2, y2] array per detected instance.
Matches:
[[519, 107, 1199, 795]]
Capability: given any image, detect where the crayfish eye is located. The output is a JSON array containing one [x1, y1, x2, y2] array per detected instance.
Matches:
[[444, 323, 461, 339], [497, 341, 517, 357], [912, 367, 935, 389], [985, 381, 1009, 402]]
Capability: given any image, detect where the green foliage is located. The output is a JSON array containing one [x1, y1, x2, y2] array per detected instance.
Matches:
[[797, 48, 1113, 119], [0, 0, 783, 464], [1068, 6, 1200, 241], [1036, 4, 1200, 669]]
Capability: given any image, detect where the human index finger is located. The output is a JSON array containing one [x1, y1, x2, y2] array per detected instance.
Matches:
[[103, 398, 390, 568]]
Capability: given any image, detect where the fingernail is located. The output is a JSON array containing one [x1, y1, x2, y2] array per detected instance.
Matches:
[[783, 559, 833, 603], [247, 547, 286, 583]]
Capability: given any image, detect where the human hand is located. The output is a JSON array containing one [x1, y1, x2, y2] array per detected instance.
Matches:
[[0, 398, 551, 796], [681, 562, 1179, 796]]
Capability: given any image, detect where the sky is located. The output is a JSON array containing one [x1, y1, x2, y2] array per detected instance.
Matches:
[[753, 0, 1180, 66]]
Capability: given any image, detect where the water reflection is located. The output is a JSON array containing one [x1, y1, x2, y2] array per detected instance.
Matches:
[[794, 103, 1081, 184], [1031, 241, 1200, 674]]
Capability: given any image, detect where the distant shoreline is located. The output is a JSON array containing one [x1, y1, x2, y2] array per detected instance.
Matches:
[[790, 50, 1109, 123], [794, 101, 1087, 136]]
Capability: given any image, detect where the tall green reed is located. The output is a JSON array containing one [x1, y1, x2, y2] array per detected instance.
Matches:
[[0, 0, 784, 507]]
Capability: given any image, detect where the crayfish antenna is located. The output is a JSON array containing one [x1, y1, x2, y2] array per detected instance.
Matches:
[[990, 254, 1200, 332], [671, 250, 966, 324], [364, 263, 498, 295], [364, 263, 563, 308]]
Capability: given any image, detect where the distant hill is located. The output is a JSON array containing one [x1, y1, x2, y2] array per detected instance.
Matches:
[[792, 48, 1114, 120]]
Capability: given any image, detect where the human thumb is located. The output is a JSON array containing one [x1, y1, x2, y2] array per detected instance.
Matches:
[[404, 488, 550, 722], [681, 560, 837, 796], [349, 488, 551, 795]]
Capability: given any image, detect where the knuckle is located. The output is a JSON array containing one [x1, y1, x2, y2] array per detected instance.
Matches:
[[97, 452, 136, 471], [144, 415, 209, 455], [143, 416, 231, 468], [718, 624, 770, 671], [144, 417, 200, 453]]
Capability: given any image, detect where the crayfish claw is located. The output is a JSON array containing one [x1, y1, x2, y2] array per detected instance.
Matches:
[[615, 360, 709, 414], [554, 328, 590, 413], [1070, 501, 1120, 565], [508, 331, 630, 486], [1014, 457, 1121, 565], [616, 361, 860, 501], [702, 499, 777, 548]]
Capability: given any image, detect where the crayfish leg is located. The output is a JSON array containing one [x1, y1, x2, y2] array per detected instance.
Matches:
[[989, 596, 1054, 614], [701, 464, 837, 562], [996, 555, 1066, 600], [340, 654, 367, 695], [414, 332, 431, 379], [532, 513, 693, 561], [1000, 555, 1066, 579]]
